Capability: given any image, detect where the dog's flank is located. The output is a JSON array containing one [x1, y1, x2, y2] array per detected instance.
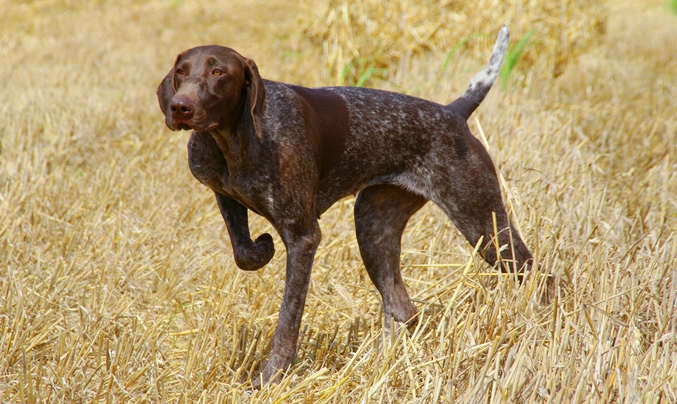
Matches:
[[157, 26, 533, 386], [447, 25, 509, 120]]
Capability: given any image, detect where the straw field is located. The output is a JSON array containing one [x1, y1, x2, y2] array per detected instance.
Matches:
[[1, 0, 676, 402]]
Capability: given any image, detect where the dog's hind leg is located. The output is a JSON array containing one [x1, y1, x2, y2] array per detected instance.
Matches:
[[354, 185, 427, 324], [429, 139, 533, 276]]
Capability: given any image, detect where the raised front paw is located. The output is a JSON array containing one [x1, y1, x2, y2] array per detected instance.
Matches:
[[234, 233, 275, 271]]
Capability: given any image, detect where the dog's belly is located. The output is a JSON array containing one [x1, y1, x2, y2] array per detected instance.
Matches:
[[314, 162, 427, 215]]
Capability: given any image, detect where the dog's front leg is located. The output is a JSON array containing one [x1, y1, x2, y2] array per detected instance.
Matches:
[[214, 192, 275, 271], [259, 220, 321, 385]]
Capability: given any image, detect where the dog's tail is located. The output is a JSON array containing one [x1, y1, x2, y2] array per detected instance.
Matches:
[[446, 26, 509, 121]]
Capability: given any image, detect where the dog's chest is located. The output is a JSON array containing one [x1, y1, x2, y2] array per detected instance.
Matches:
[[198, 166, 273, 214], [187, 131, 275, 214]]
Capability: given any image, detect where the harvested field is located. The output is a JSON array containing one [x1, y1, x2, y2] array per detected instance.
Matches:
[[296, 0, 606, 82], [1, 0, 676, 402]]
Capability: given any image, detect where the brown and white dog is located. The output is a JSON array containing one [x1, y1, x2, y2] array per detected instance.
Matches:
[[157, 26, 533, 384]]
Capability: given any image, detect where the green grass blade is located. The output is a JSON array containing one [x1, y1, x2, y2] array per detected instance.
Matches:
[[441, 34, 482, 74], [500, 28, 536, 89]]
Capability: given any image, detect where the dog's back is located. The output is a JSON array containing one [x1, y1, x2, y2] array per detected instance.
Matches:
[[268, 26, 511, 213]]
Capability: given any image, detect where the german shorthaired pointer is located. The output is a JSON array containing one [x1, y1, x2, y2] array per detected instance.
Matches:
[[157, 26, 533, 384]]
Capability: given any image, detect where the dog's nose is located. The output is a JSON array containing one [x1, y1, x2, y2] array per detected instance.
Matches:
[[169, 97, 194, 118]]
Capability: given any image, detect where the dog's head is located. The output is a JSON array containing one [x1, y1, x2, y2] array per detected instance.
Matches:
[[157, 45, 265, 138]]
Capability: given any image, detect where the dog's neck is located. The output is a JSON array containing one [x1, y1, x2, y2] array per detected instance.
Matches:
[[207, 107, 261, 168]]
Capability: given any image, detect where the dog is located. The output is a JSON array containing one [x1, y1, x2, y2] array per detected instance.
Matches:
[[157, 26, 533, 384]]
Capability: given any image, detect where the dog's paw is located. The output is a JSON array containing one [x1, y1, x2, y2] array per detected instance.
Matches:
[[541, 274, 560, 304], [256, 354, 287, 387], [234, 233, 275, 271], [254, 233, 274, 257]]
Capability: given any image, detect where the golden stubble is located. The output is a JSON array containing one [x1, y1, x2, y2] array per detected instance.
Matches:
[[1, 0, 675, 402]]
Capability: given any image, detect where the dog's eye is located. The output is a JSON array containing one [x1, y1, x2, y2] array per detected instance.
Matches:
[[176, 68, 185, 76], [212, 69, 223, 76]]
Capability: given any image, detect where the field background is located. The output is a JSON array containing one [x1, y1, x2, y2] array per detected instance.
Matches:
[[1, 0, 676, 402]]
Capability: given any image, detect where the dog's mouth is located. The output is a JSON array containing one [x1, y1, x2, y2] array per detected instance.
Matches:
[[170, 118, 219, 132], [183, 122, 219, 132]]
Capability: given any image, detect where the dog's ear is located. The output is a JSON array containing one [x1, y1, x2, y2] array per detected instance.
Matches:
[[157, 68, 175, 116], [157, 54, 183, 117], [243, 58, 266, 140]]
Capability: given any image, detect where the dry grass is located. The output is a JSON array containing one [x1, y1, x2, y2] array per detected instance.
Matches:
[[1, 0, 676, 402], [295, 0, 606, 84]]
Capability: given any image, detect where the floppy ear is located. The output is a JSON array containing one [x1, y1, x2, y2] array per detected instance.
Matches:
[[157, 53, 184, 117], [243, 58, 266, 140], [156, 67, 175, 116]]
